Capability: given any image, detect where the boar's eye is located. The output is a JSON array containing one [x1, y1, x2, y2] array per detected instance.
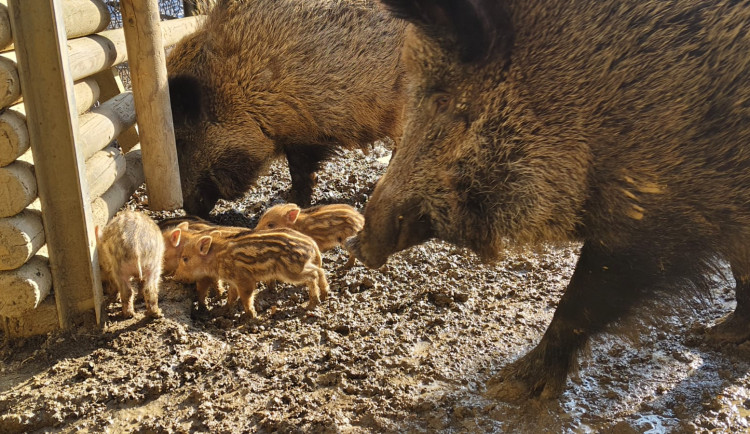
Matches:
[[182, 257, 189, 264], [431, 93, 452, 116]]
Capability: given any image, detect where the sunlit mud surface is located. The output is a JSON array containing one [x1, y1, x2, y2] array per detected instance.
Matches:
[[2, 144, 749, 433]]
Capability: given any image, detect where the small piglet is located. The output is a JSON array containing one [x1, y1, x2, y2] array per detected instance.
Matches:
[[254, 203, 364, 268], [95, 210, 164, 318], [173, 227, 328, 318], [159, 216, 247, 308]]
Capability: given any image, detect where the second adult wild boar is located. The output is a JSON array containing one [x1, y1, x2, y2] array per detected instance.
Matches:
[[349, 0, 750, 400], [167, 0, 407, 217]]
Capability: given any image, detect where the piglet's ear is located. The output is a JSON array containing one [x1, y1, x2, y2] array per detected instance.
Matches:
[[169, 228, 182, 247], [379, 0, 512, 63], [177, 221, 190, 230], [169, 74, 204, 126], [94, 225, 101, 241], [287, 207, 301, 224], [198, 235, 213, 256]]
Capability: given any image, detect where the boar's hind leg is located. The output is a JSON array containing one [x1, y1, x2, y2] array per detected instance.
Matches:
[[487, 241, 652, 401], [285, 144, 340, 206], [708, 266, 750, 343]]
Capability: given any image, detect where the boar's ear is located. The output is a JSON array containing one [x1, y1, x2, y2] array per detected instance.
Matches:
[[169, 74, 204, 126], [287, 207, 300, 224], [169, 228, 182, 247], [94, 225, 101, 241], [379, 0, 512, 62], [198, 235, 212, 255]]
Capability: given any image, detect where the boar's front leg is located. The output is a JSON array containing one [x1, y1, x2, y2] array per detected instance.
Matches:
[[285, 144, 339, 207], [487, 241, 650, 400]]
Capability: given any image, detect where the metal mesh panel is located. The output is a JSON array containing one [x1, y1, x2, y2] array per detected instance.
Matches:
[[104, 1, 187, 89]]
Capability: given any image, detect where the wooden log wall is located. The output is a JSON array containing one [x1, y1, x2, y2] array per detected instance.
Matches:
[[0, 0, 201, 337]]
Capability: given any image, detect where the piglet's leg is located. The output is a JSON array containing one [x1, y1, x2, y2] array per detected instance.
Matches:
[[115, 274, 136, 318], [302, 263, 323, 310], [238, 280, 258, 319], [196, 276, 215, 308], [142, 270, 163, 318], [317, 267, 329, 302]]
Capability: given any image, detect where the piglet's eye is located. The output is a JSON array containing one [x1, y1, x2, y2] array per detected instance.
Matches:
[[182, 257, 189, 263], [432, 94, 451, 115], [267, 223, 275, 229]]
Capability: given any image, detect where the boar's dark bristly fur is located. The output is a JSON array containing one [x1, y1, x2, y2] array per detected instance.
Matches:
[[167, 0, 407, 217], [350, 0, 750, 400]]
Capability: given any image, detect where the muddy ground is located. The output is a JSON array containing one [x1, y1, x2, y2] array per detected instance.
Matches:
[[1, 144, 749, 433]]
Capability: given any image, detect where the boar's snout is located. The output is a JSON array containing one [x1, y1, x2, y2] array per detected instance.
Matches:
[[183, 179, 220, 218], [348, 191, 433, 268]]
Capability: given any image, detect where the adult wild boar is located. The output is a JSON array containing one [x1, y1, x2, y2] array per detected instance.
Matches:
[[166, 0, 406, 217], [348, 0, 750, 400]]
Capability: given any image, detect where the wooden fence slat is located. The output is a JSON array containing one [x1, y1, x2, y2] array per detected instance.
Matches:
[[91, 146, 144, 228], [121, 0, 182, 210], [0, 160, 36, 218], [0, 255, 52, 318], [0, 0, 111, 52], [8, 0, 102, 328], [0, 208, 44, 271], [1, 295, 58, 338], [0, 77, 100, 168], [92, 67, 140, 152], [0, 16, 202, 108], [79, 91, 136, 160], [85, 145, 126, 200]]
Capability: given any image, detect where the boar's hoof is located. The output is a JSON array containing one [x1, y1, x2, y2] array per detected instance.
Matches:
[[485, 349, 569, 401], [706, 312, 750, 345]]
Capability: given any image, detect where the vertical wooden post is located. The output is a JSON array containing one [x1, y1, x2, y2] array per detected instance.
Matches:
[[120, 0, 182, 211], [8, 0, 102, 328]]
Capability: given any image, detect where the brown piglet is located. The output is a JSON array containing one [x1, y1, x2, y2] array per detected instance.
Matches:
[[95, 210, 164, 318], [255, 203, 364, 269], [173, 227, 328, 318], [160, 216, 247, 309]]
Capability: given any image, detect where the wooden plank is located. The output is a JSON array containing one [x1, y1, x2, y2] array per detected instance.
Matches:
[[67, 17, 202, 83], [0, 0, 111, 52], [92, 67, 139, 152], [1, 295, 58, 338], [90, 146, 144, 228], [8, 0, 102, 328], [85, 145, 126, 200], [79, 91, 136, 161], [0, 255, 52, 318], [0, 78, 100, 168], [0, 17, 202, 108], [120, 0, 182, 210], [0, 2, 10, 54], [0, 159, 36, 218], [0, 208, 44, 271], [0, 52, 20, 108]]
